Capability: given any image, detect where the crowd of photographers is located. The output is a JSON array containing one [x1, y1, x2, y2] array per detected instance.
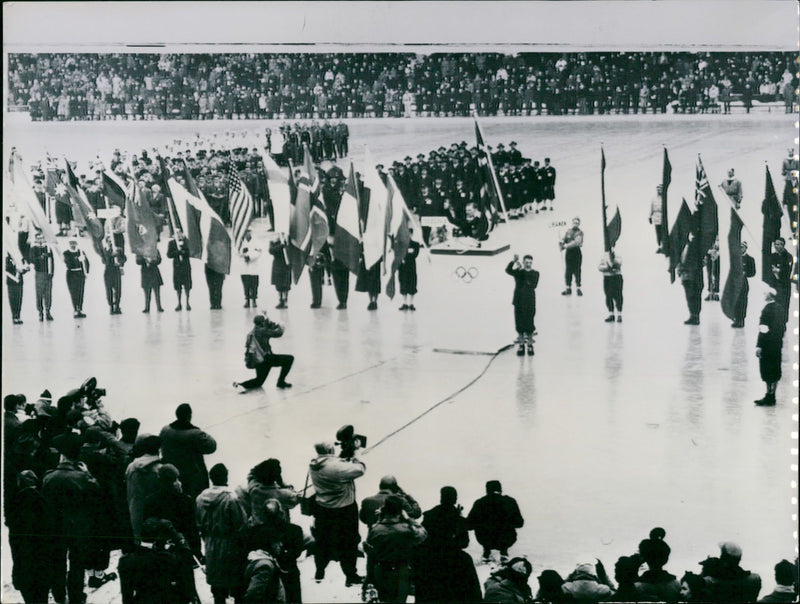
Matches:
[[8, 51, 797, 121], [4, 385, 798, 603]]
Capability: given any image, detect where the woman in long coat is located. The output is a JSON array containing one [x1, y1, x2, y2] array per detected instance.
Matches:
[[269, 238, 291, 308], [136, 250, 164, 313]]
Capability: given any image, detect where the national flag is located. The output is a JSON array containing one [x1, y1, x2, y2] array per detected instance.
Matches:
[[303, 149, 329, 262], [761, 165, 782, 285], [362, 148, 391, 271], [64, 159, 105, 255], [668, 198, 693, 283], [474, 118, 507, 226], [287, 152, 314, 283], [167, 176, 231, 275], [721, 209, 745, 320], [126, 178, 159, 262], [384, 173, 413, 299], [695, 156, 718, 259], [156, 157, 181, 236], [262, 153, 292, 236], [102, 171, 127, 210], [8, 150, 62, 258], [174, 160, 204, 258], [3, 219, 25, 268], [659, 148, 672, 257], [226, 161, 254, 253], [600, 148, 622, 253], [333, 162, 363, 275]]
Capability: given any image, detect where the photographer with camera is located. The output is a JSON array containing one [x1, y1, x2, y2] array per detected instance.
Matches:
[[308, 427, 367, 587], [360, 475, 421, 529], [234, 314, 294, 391]]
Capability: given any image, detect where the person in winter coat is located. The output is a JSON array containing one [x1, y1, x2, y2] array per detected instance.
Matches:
[[159, 403, 217, 500], [560, 560, 615, 602], [237, 458, 299, 525], [467, 480, 525, 563], [42, 432, 103, 604], [118, 518, 198, 604], [506, 254, 540, 356], [136, 251, 164, 313], [234, 314, 294, 391], [125, 434, 162, 542], [757, 559, 798, 603], [243, 548, 286, 603], [270, 237, 291, 308], [483, 557, 534, 603], [359, 475, 421, 529], [309, 441, 366, 586], [240, 498, 305, 603], [635, 527, 681, 602], [365, 494, 428, 603], [142, 463, 202, 559], [699, 542, 762, 602], [7, 470, 56, 603], [196, 463, 249, 604], [413, 486, 481, 603], [398, 235, 420, 311]]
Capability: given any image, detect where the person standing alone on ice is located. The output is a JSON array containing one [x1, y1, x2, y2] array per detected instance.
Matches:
[[560, 217, 584, 296], [754, 287, 786, 406], [506, 254, 539, 356], [598, 249, 623, 322]]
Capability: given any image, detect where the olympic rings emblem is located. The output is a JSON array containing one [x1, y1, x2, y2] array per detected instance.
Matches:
[[453, 266, 479, 283]]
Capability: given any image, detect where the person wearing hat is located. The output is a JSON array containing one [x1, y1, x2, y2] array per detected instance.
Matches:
[[159, 404, 218, 501], [42, 431, 102, 604], [63, 238, 90, 318], [466, 480, 524, 564], [649, 184, 665, 251], [124, 434, 163, 542], [730, 241, 756, 328], [720, 168, 743, 209], [700, 541, 762, 602], [769, 237, 793, 324], [364, 493, 428, 603], [755, 287, 787, 406], [561, 560, 615, 601], [598, 248, 623, 323], [30, 230, 55, 321], [141, 463, 202, 560], [100, 233, 126, 315], [195, 463, 249, 603], [234, 314, 294, 391], [483, 557, 534, 602], [308, 441, 366, 586], [542, 157, 557, 212], [269, 236, 291, 309]]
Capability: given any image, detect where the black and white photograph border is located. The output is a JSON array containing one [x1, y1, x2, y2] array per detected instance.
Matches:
[[2, 2, 799, 603]]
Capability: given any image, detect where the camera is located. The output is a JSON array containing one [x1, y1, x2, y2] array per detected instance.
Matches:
[[336, 424, 367, 458]]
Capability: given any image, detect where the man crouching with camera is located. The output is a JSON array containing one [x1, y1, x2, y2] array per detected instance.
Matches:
[[308, 425, 367, 587]]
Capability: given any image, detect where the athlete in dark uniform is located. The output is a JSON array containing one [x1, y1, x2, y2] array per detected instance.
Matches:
[[559, 218, 584, 296], [63, 239, 89, 318], [754, 288, 786, 406], [100, 235, 126, 314], [166, 230, 192, 311], [506, 254, 539, 356]]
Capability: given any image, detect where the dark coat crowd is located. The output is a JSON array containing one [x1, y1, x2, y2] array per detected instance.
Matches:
[[8, 51, 797, 121], [3, 386, 798, 603]]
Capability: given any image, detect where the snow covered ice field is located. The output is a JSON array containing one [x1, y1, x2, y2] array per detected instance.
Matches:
[[3, 113, 797, 602]]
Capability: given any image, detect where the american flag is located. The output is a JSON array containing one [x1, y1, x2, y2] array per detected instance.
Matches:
[[227, 161, 254, 253]]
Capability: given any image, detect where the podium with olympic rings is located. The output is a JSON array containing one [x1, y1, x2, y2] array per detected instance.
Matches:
[[429, 239, 510, 256]]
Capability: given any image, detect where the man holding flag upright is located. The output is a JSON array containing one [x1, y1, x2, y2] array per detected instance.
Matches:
[[330, 162, 362, 309], [598, 148, 623, 322]]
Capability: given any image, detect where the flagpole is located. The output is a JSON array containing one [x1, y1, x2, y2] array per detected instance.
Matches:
[[601, 146, 612, 259], [473, 114, 509, 222]]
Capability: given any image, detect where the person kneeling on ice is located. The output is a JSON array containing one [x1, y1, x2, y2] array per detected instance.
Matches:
[[234, 314, 293, 391], [505, 254, 539, 356]]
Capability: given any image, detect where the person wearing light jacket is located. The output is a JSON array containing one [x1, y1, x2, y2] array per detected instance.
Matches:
[[308, 441, 366, 587]]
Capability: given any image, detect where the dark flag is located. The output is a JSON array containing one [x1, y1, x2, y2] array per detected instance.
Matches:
[[600, 148, 622, 253], [668, 198, 693, 283], [64, 159, 105, 256], [474, 118, 506, 228], [176, 160, 205, 258], [659, 148, 672, 256], [721, 209, 744, 320], [102, 171, 127, 210], [126, 178, 159, 262], [695, 155, 719, 259], [761, 165, 782, 285]]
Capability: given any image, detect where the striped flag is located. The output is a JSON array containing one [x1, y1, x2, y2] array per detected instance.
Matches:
[[384, 173, 412, 299], [226, 161, 254, 253], [8, 150, 62, 258], [332, 162, 362, 275], [126, 178, 159, 262], [262, 153, 292, 236], [362, 148, 391, 270], [304, 148, 329, 261]]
